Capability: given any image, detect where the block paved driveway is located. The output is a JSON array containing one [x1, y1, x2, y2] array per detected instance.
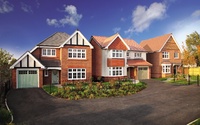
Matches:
[[7, 79, 200, 125]]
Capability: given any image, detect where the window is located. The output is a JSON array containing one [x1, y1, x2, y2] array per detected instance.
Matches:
[[68, 48, 86, 59], [127, 52, 129, 57], [162, 52, 169, 59], [68, 68, 86, 80], [174, 52, 179, 59], [42, 49, 56, 57], [162, 64, 171, 73], [112, 50, 123, 58], [108, 67, 123, 76], [44, 70, 48, 77], [134, 53, 142, 58]]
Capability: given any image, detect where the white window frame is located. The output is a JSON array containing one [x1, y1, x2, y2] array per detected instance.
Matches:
[[162, 52, 169, 59], [42, 49, 56, 57], [68, 68, 86, 80], [162, 64, 171, 74], [44, 70, 48, 77], [108, 67, 123, 76], [134, 52, 142, 58], [68, 48, 86, 59], [174, 52, 179, 59], [111, 50, 123, 58]]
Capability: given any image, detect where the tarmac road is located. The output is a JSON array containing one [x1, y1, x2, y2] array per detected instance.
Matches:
[[7, 79, 200, 125]]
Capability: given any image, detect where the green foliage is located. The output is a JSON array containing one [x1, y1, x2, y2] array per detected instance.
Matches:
[[0, 48, 16, 83], [0, 107, 11, 124], [43, 80, 146, 100], [42, 85, 58, 94], [183, 31, 200, 66]]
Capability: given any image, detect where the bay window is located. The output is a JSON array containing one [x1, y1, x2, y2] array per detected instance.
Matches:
[[109, 67, 123, 76]]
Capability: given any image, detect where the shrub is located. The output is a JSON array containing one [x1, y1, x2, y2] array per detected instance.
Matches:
[[0, 107, 11, 124], [43, 81, 146, 100]]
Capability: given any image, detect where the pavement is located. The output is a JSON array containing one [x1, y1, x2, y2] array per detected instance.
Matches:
[[7, 79, 200, 125]]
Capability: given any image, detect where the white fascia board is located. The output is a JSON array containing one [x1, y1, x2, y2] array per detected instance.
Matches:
[[105, 34, 130, 50], [47, 67, 61, 70], [60, 30, 94, 49]]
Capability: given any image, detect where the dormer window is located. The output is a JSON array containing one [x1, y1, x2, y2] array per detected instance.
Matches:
[[42, 49, 56, 57]]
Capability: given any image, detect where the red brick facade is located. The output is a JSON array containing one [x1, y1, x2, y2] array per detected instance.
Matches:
[[147, 37, 182, 78], [91, 39, 102, 78], [60, 46, 92, 83]]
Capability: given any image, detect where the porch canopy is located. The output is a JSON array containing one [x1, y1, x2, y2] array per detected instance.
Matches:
[[41, 60, 61, 70], [127, 59, 152, 67]]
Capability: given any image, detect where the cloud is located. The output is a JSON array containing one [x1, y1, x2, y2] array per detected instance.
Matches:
[[192, 10, 200, 18], [126, 2, 167, 33], [21, 2, 33, 13], [46, 19, 59, 27], [113, 27, 121, 33], [47, 5, 82, 27], [167, 13, 200, 50], [0, 0, 14, 14]]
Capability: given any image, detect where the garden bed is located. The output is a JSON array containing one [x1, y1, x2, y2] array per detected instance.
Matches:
[[43, 80, 146, 100]]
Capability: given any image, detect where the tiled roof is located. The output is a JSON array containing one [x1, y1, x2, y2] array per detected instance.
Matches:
[[127, 59, 152, 66], [140, 33, 171, 52], [124, 38, 146, 51], [40, 60, 61, 67], [37, 32, 70, 47], [92, 33, 118, 48], [92, 34, 146, 51]]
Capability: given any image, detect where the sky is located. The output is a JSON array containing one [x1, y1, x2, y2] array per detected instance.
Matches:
[[0, 0, 200, 58]]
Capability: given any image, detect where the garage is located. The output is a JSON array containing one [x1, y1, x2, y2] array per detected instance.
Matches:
[[17, 69, 39, 88], [138, 67, 148, 80]]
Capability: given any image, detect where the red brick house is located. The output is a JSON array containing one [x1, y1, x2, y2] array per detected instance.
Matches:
[[90, 33, 152, 82], [10, 30, 93, 88], [140, 33, 182, 78]]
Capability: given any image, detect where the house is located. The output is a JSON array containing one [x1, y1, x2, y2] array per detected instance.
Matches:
[[90, 33, 152, 82], [10, 30, 93, 89], [140, 33, 182, 78]]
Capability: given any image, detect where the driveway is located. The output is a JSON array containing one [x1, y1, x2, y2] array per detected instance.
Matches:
[[7, 79, 200, 125]]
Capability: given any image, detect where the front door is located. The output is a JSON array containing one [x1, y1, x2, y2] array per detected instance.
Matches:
[[52, 70, 59, 84]]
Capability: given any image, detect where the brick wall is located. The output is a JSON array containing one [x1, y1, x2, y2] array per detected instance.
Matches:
[[43, 70, 52, 85], [91, 39, 102, 78], [11, 69, 16, 89], [60, 45, 92, 83], [147, 37, 182, 78], [39, 69, 43, 88], [32, 48, 60, 60]]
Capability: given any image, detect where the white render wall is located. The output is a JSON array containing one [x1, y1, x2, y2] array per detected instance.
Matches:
[[127, 51, 147, 60], [101, 49, 127, 76]]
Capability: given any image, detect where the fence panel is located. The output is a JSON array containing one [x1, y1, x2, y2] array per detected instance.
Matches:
[[189, 67, 200, 75]]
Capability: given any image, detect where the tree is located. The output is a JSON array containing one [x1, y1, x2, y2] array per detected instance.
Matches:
[[183, 31, 200, 66], [0, 48, 16, 83]]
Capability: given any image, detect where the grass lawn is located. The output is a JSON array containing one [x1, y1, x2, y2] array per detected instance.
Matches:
[[43, 81, 146, 100], [155, 75, 199, 85], [188, 118, 200, 125]]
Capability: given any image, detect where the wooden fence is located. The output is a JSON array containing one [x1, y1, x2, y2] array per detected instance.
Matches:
[[189, 67, 200, 76]]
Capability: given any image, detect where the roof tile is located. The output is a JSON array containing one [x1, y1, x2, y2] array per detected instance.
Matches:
[[37, 32, 70, 47], [140, 33, 171, 52], [92, 34, 146, 51], [127, 59, 152, 66]]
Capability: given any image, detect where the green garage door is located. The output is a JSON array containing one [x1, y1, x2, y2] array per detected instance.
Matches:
[[138, 67, 148, 80], [18, 70, 38, 88]]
